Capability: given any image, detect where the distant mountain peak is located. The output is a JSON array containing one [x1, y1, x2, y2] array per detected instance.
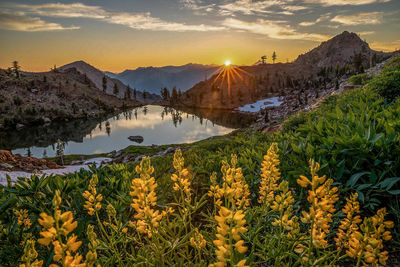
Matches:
[[295, 31, 375, 68]]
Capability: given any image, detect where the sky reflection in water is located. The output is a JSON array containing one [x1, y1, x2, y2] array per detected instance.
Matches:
[[12, 105, 234, 158]]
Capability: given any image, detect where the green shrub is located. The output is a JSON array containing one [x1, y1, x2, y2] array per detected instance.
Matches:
[[369, 70, 400, 102], [281, 111, 309, 132], [349, 73, 371, 85], [13, 96, 23, 106]]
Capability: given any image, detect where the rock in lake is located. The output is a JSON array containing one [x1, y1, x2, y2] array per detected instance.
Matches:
[[128, 135, 144, 143], [16, 123, 25, 130]]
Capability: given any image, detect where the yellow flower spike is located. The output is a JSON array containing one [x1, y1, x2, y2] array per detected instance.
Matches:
[[190, 228, 207, 250], [130, 156, 165, 237], [15, 209, 31, 230], [82, 175, 102, 216], [171, 149, 192, 205], [37, 190, 87, 266], [211, 156, 249, 266], [335, 193, 362, 252], [258, 143, 281, 206], [296, 159, 338, 251]]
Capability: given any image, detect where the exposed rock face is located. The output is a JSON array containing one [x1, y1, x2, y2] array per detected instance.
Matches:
[[0, 150, 61, 172], [295, 31, 386, 69]]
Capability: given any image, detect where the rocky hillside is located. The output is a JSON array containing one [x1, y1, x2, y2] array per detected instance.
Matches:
[[179, 31, 392, 110], [106, 63, 220, 95], [60, 61, 160, 102], [295, 31, 387, 69], [0, 67, 139, 130]]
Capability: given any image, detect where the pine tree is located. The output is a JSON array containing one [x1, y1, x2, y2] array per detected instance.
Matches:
[[143, 91, 147, 102], [102, 76, 107, 92], [272, 51, 277, 64], [12, 61, 20, 79], [171, 87, 178, 103], [125, 85, 131, 100], [161, 87, 170, 100], [133, 88, 137, 100], [113, 83, 119, 96]]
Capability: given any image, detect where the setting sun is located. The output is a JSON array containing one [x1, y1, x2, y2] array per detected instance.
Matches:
[[225, 60, 231, 66]]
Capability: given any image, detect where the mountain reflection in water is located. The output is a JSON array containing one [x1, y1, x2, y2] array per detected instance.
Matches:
[[1, 105, 256, 158]]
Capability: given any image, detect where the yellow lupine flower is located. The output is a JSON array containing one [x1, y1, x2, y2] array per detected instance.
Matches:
[[130, 156, 165, 237], [258, 143, 281, 206], [335, 193, 362, 252], [296, 159, 338, 249], [15, 209, 31, 230], [171, 149, 192, 204], [346, 207, 394, 266], [270, 181, 300, 235], [190, 228, 206, 249], [82, 175, 102, 216], [37, 190, 91, 266], [211, 155, 250, 209], [212, 203, 248, 266]]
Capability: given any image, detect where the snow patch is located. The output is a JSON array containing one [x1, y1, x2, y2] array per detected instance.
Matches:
[[0, 157, 112, 186], [237, 97, 283, 113]]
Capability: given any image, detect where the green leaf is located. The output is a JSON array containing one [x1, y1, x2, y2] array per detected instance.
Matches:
[[377, 177, 400, 190], [0, 195, 17, 212], [370, 133, 384, 144], [357, 184, 372, 191], [388, 190, 400, 195], [346, 172, 370, 187]]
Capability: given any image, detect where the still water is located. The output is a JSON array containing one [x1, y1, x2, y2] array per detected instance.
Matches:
[[4, 105, 255, 158]]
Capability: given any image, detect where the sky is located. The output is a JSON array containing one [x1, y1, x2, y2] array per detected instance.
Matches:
[[0, 0, 399, 72]]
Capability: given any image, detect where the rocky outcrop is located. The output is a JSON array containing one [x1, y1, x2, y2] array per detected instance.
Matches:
[[0, 150, 61, 172]]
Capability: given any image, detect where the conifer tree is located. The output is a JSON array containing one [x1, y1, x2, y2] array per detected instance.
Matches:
[[12, 61, 20, 79], [143, 91, 147, 102], [113, 83, 119, 96], [272, 51, 277, 64], [102, 76, 107, 92], [125, 85, 131, 100]]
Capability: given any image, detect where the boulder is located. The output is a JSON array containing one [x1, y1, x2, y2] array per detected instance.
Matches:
[[0, 162, 14, 170], [114, 150, 122, 158], [16, 123, 25, 130], [0, 150, 15, 162], [128, 135, 144, 143], [134, 155, 146, 162], [122, 154, 136, 163]]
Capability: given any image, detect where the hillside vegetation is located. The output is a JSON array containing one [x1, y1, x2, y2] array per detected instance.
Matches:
[[0, 56, 399, 266], [0, 66, 140, 131]]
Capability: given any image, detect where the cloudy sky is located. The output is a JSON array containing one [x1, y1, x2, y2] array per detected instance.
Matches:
[[0, 0, 399, 72]]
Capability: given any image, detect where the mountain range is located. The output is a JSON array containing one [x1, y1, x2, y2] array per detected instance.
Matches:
[[59, 61, 160, 101], [105, 64, 220, 95]]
